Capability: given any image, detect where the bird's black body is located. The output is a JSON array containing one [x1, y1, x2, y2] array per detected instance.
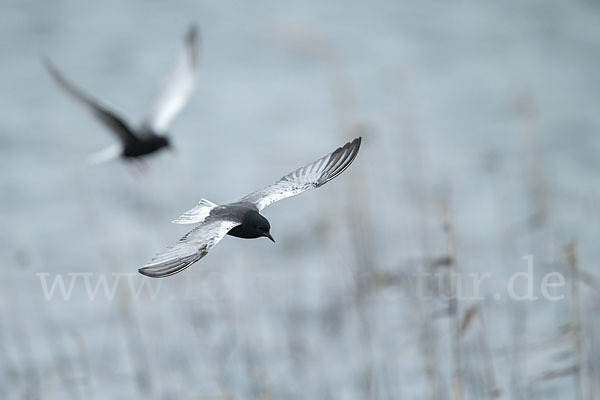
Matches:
[[122, 133, 171, 158], [227, 210, 272, 239]]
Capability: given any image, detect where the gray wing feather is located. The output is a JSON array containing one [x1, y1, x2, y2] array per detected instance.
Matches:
[[139, 218, 239, 278], [240, 137, 362, 211], [143, 24, 200, 133]]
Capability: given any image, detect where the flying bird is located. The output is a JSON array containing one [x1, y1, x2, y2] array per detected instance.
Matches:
[[44, 24, 200, 164], [139, 137, 362, 278]]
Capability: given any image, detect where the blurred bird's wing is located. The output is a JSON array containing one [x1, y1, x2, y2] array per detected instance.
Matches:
[[139, 217, 239, 278], [44, 59, 139, 147], [142, 24, 200, 133], [86, 143, 122, 165], [239, 137, 361, 211]]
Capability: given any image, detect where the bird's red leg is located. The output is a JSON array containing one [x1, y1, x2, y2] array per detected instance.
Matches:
[[128, 159, 148, 174]]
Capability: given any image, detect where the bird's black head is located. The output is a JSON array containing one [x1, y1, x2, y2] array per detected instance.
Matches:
[[157, 135, 171, 150], [243, 210, 275, 242]]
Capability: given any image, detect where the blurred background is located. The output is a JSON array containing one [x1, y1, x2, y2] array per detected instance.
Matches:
[[1, 0, 600, 398]]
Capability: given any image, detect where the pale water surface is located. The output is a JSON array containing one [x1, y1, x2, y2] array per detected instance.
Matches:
[[1, 0, 600, 399]]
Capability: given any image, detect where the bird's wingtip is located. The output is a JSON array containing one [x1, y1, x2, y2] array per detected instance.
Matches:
[[138, 268, 154, 278], [352, 136, 362, 152], [138, 266, 165, 278], [186, 23, 200, 44], [344, 136, 361, 153], [42, 56, 57, 73], [42, 57, 66, 84]]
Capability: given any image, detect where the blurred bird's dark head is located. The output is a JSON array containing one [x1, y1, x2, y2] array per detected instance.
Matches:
[[140, 128, 171, 149], [157, 135, 171, 149], [228, 210, 275, 242], [153, 135, 174, 155]]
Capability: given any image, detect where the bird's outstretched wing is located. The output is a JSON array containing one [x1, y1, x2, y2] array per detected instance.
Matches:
[[239, 137, 361, 211], [142, 24, 200, 133], [44, 58, 139, 147], [139, 217, 239, 278]]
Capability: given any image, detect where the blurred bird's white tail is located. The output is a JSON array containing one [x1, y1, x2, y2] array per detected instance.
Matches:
[[172, 199, 217, 224], [87, 144, 121, 165]]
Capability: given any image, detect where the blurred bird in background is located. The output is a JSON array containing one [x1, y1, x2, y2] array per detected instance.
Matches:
[[139, 137, 362, 278], [44, 24, 200, 168]]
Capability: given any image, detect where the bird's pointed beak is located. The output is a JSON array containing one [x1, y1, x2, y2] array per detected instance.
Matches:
[[264, 232, 275, 243]]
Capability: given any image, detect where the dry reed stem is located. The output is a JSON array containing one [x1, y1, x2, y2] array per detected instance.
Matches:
[[441, 201, 463, 400], [115, 275, 152, 396], [459, 306, 478, 335], [416, 292, 442, 400], [476, 309, 501, 398], [535, 365, 579, 381], [515, 94, 548, 229], [564, 242, 583, 400], [585, 319, 597, 400], [70, 331, 94, 400]]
